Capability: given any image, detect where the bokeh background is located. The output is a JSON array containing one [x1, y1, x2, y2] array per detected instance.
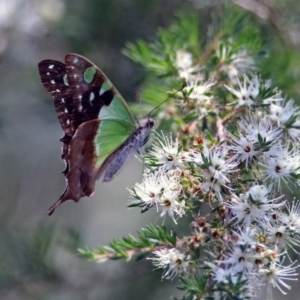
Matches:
[[0, 1, 300, 299]]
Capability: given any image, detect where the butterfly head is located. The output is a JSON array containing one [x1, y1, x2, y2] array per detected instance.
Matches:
[[146, 117, 155, 129], [139, 117, 155, 130], [137, 117, 155, 146]]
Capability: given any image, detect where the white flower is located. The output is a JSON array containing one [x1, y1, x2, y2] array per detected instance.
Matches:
[[201, 145, 238, 200], [174, 50, 201, 80], [267, 224, 300, 253], [130, 168, 184, 223], [226, 195, 259, 226], [147, 132, 184, 170], [159, 185, 184, 224], [213, 266, 239, 284], [201, 170, 225, 198], [129, 168, 167, 208], [216, 43, 256, 79], [232, 227, 257, 249], [148, 248, 191, 279], [206, 260, 258, 297], [261, 143, 300, 190], [178, 80, 215, 119], [248, 184, 269, 202], [269, 99, 300, 140], [229, 48, 256, 75], [225, 74, 258, 108], [225, 74, 282, 108], [208, 147, 236, 182], [185, 149, 204, 164], [175, 50, 193, 70], [229, 134, 259, 169], [267, 225, 288, 249], [237, 115, 282, 146], [281, 200, 300, 234], [229, 115, 282, 168], [226, 185, 283, 226], [184, 80, 215, 102], [221, 246, 254, 273], [186, 145, 210, 164], [259, 259, 299, 296], [205, 262, 241, 284]]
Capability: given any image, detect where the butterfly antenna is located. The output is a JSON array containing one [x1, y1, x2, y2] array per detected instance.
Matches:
[[147, 83, 186, 118], [136, 91, 144, 125]]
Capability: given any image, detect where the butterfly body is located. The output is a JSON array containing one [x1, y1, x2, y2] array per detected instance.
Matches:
[[101, 118, 154, 182], [38, 54, 154, 215]]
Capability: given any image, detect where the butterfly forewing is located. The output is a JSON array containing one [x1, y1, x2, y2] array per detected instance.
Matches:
[[38, 60, 77, 137], [38, 59, 84, 165], [65, 54, 114, 121], [65, 53, 137, 125]]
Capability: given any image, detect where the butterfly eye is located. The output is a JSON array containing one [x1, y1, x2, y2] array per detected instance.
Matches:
[[148, 118, 155, 128]]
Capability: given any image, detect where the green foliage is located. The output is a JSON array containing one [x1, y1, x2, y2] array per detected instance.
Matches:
[[0, 223, 82, 295], [0, 225, 57, 287], [177, 273, 209, 299], [122, 8, 268, 120], [175, 271, 248, 300], [123, 12, 200, 78], [79, 224, 177, 261]]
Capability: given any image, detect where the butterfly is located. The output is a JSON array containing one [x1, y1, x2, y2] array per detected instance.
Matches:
[[38, 53, 154, 215]]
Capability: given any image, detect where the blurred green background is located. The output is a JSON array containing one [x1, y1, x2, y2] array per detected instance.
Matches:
[[0, 1, 300, 299]]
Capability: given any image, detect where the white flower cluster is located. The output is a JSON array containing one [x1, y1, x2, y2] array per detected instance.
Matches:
[[226, 76, 300, 192], [172, 46, 256, 119], [129, 45, 300, 298], [129, 167, 184, 224], [206, 185, 300, 296], [205, 75, 300, 297], [191, 145, 238, 201]]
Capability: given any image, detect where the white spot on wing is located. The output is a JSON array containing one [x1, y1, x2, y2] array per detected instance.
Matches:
[[89, 92, 95, 101], [46, 72, 50, 75], [56, 89, 60, 92], [51, 80, 55, 84], [99, 87, 106, 95], [61, 98, 65, 103], [78, 104, 82, 111], [48, 65, 54, 69], [73, 58, 78, 63], [64, 109, 68, 113]]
